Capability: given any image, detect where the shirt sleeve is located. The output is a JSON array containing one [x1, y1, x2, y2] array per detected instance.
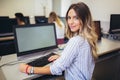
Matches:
[[50, 36, 85, 75]]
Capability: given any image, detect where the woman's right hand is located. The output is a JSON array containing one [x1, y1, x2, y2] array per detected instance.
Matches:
[[48, 54, 60, 62]]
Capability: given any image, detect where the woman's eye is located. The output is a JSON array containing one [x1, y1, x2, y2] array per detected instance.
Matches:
[[74, 16, 79, 20], [67, 16, 71, 19]]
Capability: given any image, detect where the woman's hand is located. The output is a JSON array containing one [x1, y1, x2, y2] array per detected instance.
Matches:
[[19, 63, 28, 73], [48, 54, 60, 62]]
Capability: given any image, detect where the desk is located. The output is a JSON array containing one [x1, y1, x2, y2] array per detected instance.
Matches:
[[0, 36, 14, 41], [97, 38, 120, 56], [0, 38, 120, 80]]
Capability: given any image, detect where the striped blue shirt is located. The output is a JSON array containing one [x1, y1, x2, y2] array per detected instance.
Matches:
[[50, 36, 95, 80]]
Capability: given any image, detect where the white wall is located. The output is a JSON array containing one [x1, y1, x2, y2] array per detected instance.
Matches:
[[52, 0, 61, 16], [0, 0, 52, 24], [1, 0, 120, 21], [0, 0, 120, 32], [70, 0, 120, 21], [70, 0, 120, 32], [61, 0, 71, 17], [52, 0, 71, 17]]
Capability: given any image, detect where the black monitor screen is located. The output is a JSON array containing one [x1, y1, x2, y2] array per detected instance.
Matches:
[[24, 16, 30, 24], [0, 16, 9, 19], [9, 18, 17, 26], [0, 19, 12, 34], [110, 14, 120, 33], [35, 16, 48, 24], [0, 18, 18, 33], [0, 18, 18, 37]]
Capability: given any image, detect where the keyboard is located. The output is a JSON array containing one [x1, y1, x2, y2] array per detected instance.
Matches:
[[110, 31, 120, 34], [27, 53, 56, 67], [103, 33, 120, 41]]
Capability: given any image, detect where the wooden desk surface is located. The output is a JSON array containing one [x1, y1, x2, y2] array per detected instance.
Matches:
[[0, 38, 120, 80], [97, 38, 120, 56], [0, 36, 14, 41]]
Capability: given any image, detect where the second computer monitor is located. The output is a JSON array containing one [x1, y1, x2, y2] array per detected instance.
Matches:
[[35, 16, 48, 24], [110, 14, 120, 33]]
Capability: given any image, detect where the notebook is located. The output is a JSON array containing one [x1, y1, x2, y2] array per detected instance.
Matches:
[[13, 23, 58, 61]]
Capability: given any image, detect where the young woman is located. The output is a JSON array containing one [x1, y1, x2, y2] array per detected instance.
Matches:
[[19, 2, 98, 80], [48, 12, 65, 45], [15, 13, 26, 25]]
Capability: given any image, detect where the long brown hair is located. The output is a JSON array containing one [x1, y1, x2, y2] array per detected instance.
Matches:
[[48, 12, 62, 27], [66, 2, 98, 59]]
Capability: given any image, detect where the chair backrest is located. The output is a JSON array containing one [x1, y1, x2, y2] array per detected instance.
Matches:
[[94, 21, 102, 41]]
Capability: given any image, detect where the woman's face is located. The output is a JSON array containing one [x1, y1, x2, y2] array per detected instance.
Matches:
[[67, 9, 82, 33]]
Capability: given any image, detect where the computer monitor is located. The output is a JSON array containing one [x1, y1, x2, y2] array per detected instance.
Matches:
[[0, 18, 18, 37], [24, 16, 30, 24], [109, 14, 120, 33], [35, 16, 48, 24], [0, 16, 9, 19], [9, 18, 18, 26], [0, 18, 13, 34], [13, 23, 57, 58]]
